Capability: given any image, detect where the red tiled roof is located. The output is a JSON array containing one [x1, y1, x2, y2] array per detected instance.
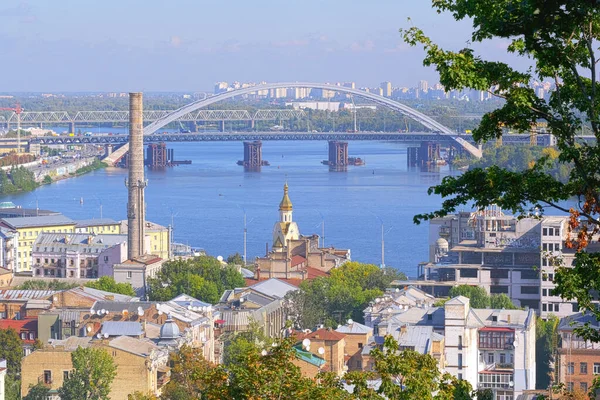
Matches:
[[291, 255, 306, 268], [0, 318, 38, 343], [244, 277, 302, 287], [305, 267, 328, 279], [297, 328, 346, 342]]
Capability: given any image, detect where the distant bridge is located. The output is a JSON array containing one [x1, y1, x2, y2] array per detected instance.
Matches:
[[29, 131, 558, 146], [4, 109, 306, 124], [103, 82, 483, 165]]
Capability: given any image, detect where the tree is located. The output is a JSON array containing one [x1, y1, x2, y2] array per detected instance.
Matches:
[[147, 256, 245, 303], [23, 383, 50, 400], [226, 252, 244, 266], [0, 328, 24, 377], [448, 285, 490, 308], [284, 262, 406, 329], [58, 347, 117, 400], [42, 175, 52, 184], [402, 0, 600, 342], [85, 276, 136, 296], [490, 294, 520, 310], [536, 316, 559, 390]]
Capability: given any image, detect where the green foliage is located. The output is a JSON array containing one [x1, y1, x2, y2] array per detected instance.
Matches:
[[536, 316, 559, 390], [4, 374, 21, 400], [58, 347, 117, 400], [42, 175, 52, 184], [226, 252, 244, 266], [17, 279, 78, 290], [0, 167, 38, 194], [23, 383, 50, 400], [85, 276, 136, 296], [75, 159, 107, 175], [127, 392, 159, 400], [0, 328, 24, 377], [448, 286, 520, 310], [490, 294, 520, 310], [448, 285, 490, 308], [147, 255, 245, 303], [284, 262, 407, 329]]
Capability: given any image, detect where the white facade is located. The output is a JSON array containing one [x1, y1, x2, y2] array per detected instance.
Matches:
[[0, 359, 5, 400]]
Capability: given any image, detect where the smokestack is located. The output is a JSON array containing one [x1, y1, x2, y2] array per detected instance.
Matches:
[[127, 92, 146, 260]]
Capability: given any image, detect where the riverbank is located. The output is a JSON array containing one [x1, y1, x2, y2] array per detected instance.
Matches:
[[40, 157, 107, 185]]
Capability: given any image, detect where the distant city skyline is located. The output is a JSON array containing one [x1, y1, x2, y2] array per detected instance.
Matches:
[[0, 1, 528, 92]]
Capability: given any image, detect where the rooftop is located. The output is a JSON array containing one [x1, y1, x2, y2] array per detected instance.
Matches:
[[1, 215, 75, 229], [47, 336, 92, 351], [119, 219, 167, 232], [0, 290, 56, 301], [108, 335, 159, 357], [298, 328, 346, 342], [34, 233, 127, 251], [75, 219, 119, 228], [101, 321, 144, 337], [293, 345, 325, 367], [249, 278, 298, 299], [558, 312, 600, 332], [335, 321, 373, 335]]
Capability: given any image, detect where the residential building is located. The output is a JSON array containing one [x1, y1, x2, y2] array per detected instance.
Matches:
[[0, 359, 5, 400], [119, 220, 170, 260], [296, 328, 347, 376], [112, 254, 164, 298], [31, 233, 128, 279], [0, 204, 59, 218], [0, 268, 12, 288], [0, 228, 17, 272], [0, 318, 38, 355], [75, 219, 121, 234], [0, 215, 76, 273], [21, 334, 171, 400], [363, 286, 436, 329], [556, 313, 600, 395], [217, 278, 297, 338], [335, 321, 373, 371], [380, 81, 392, 97], [403, 208, 577, 316], [365, 296, 536, 400], [254, 184, 350, 281], [0, 290, 56, 320], [292, 345, 327, 378]]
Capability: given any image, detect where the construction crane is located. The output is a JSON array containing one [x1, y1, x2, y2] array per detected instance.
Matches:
[[0, 102, 22, 153]]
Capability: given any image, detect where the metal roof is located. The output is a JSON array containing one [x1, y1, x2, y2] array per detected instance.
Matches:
[[108, 336, 159, 357], [335, 322, 373, 335], [101, 321, 144, 337], [91, 301, 153, 314], [2, 215, 75, 229], [0, 290, 56, 301], [34, 233, 127, 252], [249, 278, 298, 299], [75, 219, 119, 227]]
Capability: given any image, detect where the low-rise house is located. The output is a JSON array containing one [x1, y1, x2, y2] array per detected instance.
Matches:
[[292, 345, 327, 378], [0, 290, 56, 320], [0, 228, 17, 273], [295, 328, 347, 377], [556, 312, 600, 394], [0, 317, 38, 355], [335, 321, 373, 371], [363, 285, 435, 329], [112, 254, 164, 298], [217, 278, 297, 338]]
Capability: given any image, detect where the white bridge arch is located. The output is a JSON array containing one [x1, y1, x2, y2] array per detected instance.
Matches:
[[105, 82, 481, 164]]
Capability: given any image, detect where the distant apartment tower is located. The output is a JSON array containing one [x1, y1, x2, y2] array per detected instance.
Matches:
[[418, 80, 429, 93], [380, 81, 392, 97], [269, 88, 288, 99], [214, 82, 229, 94], [343, 82, 356, 89]]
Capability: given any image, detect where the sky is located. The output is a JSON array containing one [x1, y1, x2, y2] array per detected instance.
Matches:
[[0, 0, 521, 92]]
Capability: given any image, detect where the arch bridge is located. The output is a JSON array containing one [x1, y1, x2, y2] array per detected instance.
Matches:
[[104, 82, 482, 165]]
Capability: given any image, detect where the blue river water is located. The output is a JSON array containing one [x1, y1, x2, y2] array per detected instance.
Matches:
[[0, 141, 458, 278]]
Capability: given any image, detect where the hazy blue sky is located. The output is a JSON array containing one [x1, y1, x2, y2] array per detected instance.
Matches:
[[0, 0, 519, 92]]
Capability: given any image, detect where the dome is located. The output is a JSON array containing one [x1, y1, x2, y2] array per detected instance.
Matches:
[[435, 238, 449, 249], [160, 316, 180, 340], [279, 183, 293, 211]]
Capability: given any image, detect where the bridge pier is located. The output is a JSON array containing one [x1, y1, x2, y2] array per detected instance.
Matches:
[[327, 141, 348, 171], [250, 119, 255, 130], [239, 141, 264, 171], [69, 122, 75, 134], [146, 143, 168, 168], [407, 147, 419, 167], [105, 144, 113, 157], [407, 142, 442, 167], [220, 120, 225, 132]]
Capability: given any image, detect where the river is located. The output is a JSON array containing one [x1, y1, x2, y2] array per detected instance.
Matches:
[[0, 140, 457, 278]]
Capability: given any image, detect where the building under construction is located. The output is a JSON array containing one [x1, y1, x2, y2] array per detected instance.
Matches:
[[145, 142, 191, 168]]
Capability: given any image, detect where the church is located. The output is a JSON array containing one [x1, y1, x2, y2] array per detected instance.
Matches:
[[253, 183, 351, 282]]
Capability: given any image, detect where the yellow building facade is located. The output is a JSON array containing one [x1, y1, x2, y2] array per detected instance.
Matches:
[[75, 219, 121, 235], [1, 216, 76, 272], [119, 220, 170, 260]]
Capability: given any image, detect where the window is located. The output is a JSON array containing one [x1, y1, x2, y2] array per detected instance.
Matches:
[[573, 303, 580, 312], [500, 353, 506, 364], [490, 286, 509, 294], [458, 335, 463, 350], [567, 382, 574, 392], [458, 353, 463, 369], [29, 332, 34, 340], [44, 370, 52, 384], [488, 353, 494, 364], [521, 286, 538, 294], [542, 289, 547, 297], [543, 228, 548, 236], [458, 373, 463, 381], [358, 343, 363, 349], [127, 271, 132, 279], [63, 371, 70, 381], [36, 258, 40, 264], [20, 332, 26, 340], [567, 362, 575, 375], [491, 269, 509, 279], [581, 382, 588, 392], [521, 270, 539, 280], [459, 269, 478, 278], [581, 362, 588, 374], [104, 256, 108, 262], [594, 363, 600, 375]]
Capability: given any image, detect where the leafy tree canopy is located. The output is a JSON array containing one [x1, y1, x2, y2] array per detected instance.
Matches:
[[0, 328, 24, 377], [147, 255, 245, 303], [284, 262, 407, 329], [58, 347, 117, 400], [23, 383, 50, 400], [403, 0, 600, 341], [85, 276, 136, 297]]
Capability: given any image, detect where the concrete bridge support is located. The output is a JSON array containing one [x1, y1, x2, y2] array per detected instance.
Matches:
[[328, 141, 348, 171], [105, 144, 113, 157], [146, 142, 168, 168], [242, 140, 263, 170], [407, 142, 442, 167], [69, 122, 75, 134], [219, 120, 225, 132]]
